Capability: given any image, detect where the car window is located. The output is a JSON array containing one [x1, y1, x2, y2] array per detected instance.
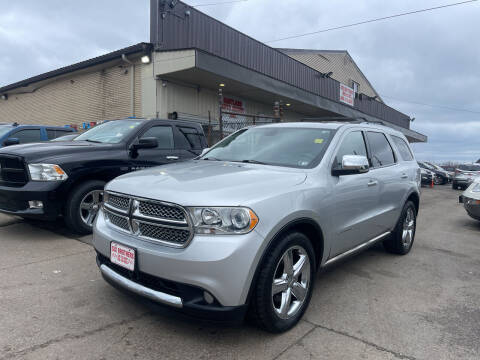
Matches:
[[74, 120, 143, 144], [0, 126, 13, 137], [141, 126, 174, 149], [392, 136, 414, 161], [366, 131, 396, 167], [459, 164, 480, 171], [178, 126, 203, 150], [12, 129, 42, 144], [333, 131, 367, 168], [47, 129, 72, 140], [204, 127, 335, 169]]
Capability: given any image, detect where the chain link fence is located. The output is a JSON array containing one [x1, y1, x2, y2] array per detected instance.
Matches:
[[203, 111, 280, 147]]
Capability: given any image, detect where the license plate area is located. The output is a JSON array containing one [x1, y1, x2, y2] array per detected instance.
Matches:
[[110, 242, 136, 271]]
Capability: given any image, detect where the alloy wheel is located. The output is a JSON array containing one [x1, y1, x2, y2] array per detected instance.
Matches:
[[402, 207, 415, 248], [79, 190, 104, 227], [271, 246, 311, 320]]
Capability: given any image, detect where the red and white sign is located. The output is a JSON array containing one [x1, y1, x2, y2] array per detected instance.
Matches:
[[339, 83, 355, 106], [111, 242, 135, 271], [222, 96, 245, 113]]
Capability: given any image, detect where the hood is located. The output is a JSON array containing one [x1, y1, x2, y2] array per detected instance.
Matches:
[[106, 160, 307, 206], [0, 141, 116, 162]]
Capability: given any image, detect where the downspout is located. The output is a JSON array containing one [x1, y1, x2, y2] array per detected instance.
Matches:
[[121, 54, 135, 117]]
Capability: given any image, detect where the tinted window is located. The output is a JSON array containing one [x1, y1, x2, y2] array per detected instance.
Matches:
[[334, 131, 367, 168], [178, 126, 203, 149], [366, 132, 395, 167], [141, 126, 174, 149], [12, 129, 42, 144], [392, 136, 414, 161], [47, 129, 72, 140], [458, 164, 480, 171]]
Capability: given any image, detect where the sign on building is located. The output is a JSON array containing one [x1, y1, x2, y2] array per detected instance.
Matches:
[[339, 84, 355, 106]]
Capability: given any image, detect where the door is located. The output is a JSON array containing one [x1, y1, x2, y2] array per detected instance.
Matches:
[[365, 131, 403, 233], [130, 125, 181, 170], [330, 130, 381, 257]]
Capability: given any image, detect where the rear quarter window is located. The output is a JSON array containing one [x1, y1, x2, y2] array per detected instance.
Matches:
[[391, 136, 414, 161]]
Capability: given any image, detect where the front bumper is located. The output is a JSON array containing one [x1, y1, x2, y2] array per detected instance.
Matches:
[[0, 181, 64, 220], [93, 209, 264, 309]]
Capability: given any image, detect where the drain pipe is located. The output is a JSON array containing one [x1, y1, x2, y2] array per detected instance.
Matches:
[[121, 54, 135, 117]]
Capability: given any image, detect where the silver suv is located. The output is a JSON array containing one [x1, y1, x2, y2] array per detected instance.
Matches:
[[93, 122, 420, 332]]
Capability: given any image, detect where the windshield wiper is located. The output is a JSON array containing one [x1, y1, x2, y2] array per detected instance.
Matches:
[[83, 139, 102, 143], [203, 157, 221, 161], [240, 159, 269, 165]]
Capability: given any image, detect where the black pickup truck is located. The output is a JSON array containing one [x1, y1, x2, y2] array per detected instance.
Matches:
[[0, 118, 207, 234]]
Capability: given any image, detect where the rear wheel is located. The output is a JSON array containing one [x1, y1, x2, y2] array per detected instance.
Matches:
[[383, 201, 416, 255], [64, 180, 105, 235], [250, 232, 315, 333]]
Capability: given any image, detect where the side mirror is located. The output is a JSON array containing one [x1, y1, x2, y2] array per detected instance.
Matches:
[[130, 137, 158, 151], [200, 147, 210, 156], [3, 138, 20, 147], [332, 155, 369, 176]]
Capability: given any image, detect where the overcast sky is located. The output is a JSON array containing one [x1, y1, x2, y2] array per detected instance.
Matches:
[[1, 0, 479, 162]]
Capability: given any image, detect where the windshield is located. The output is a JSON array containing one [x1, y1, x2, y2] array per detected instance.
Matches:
[[74, 120, 143, 144], [203, 126, 335, 168], [0, 126, 13, 138], [459, 164, 480, 171]]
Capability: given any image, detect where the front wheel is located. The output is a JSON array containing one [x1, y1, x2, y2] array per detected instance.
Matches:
[[383, 201, 416, 255], [64, 180, 106, 235], [249, 232, 316, 333]]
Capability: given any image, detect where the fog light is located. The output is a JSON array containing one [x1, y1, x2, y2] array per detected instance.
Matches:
[[28, 201, 43, 209], [203, 291, 214, 304]]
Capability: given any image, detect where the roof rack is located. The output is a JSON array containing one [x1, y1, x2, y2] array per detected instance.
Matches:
[[300, 117, 385, 126]]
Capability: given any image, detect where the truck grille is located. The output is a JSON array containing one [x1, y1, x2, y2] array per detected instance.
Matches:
[[0, 155, 28, 187], [103, 192, 192, 248]]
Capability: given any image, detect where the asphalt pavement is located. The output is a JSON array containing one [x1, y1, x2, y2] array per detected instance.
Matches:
[[0, 185, 479, 360]]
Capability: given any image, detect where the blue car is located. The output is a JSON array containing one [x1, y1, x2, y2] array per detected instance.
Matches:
[[0, 123, 76, 148]]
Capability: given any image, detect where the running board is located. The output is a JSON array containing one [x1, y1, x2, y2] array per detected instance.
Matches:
[[324, 231, 391, 266]]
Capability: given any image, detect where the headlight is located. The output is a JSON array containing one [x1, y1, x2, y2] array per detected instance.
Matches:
[[471, 183, 480, 193], [188, 207, 259, 235], [28, 164, 68, 181]]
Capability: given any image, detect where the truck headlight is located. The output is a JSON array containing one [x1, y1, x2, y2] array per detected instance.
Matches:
[[28, 164, 68, 181], [188, 207, 259, 235]]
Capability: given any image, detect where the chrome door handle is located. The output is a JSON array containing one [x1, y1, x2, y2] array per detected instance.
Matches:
[[367, 180, 378, 187], [166, 156, 179, 160], [401, 174, 408, 179]]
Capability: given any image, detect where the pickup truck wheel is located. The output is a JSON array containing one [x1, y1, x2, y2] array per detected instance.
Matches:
[[383, 201, 416, 255], [64, 180, 105, 235], [250, 232, 315, 333]]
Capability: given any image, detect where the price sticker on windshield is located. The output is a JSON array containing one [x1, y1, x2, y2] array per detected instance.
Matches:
[[314, 138, 324, 144]]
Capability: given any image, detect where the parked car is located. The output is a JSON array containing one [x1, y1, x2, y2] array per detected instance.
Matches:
[[0, 123, 76, 147], [452, 163, 480, 190], [425, 162, 452, 183], [0, 118, 207, 234], [459, 179, 480, 221], [50, 133, 78, 142], [420, 168, 434, 186], [418, 161, 449, 185], [93, 121, 420, 333]]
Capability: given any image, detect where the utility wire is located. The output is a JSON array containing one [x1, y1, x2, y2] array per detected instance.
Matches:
[[382, 95, 480, 114], [191, 0, 247, 7], [266, 0, 478, 43]]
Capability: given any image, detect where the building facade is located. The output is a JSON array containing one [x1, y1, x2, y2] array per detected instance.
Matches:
[[0, 1, 426, 142]]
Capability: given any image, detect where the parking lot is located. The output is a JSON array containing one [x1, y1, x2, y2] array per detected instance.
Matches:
[[1, 185, 479, 360]]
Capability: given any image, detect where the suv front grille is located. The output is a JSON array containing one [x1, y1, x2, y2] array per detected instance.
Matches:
[[0, 155, 28, 187], [138, 201, 185, 221], [103, 192, 192, 248]]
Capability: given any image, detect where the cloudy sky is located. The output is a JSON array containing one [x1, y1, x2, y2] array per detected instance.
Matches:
[[1, 0, 479, 162]]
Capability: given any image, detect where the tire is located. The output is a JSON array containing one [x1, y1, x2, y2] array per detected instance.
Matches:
[[249, 231, 316, 333], [433, 176, 442, 185], [64, 180, 106, 235], [383, 201, 416, 255]]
